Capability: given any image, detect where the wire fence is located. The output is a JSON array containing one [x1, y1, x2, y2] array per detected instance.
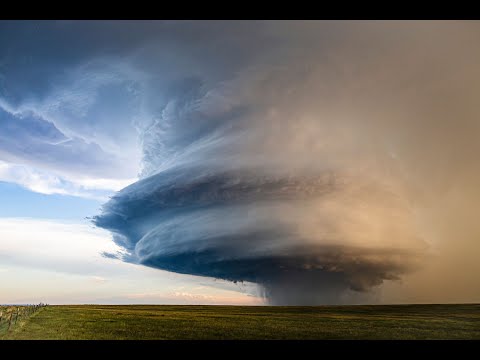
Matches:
[[0, 303, 47, 335]]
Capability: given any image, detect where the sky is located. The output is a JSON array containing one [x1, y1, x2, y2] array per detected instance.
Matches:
[[1, 20, 479, 305]]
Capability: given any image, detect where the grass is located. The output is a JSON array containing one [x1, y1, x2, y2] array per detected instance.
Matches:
[[1, 304, 479, 340], [0, 305, 45, 335]]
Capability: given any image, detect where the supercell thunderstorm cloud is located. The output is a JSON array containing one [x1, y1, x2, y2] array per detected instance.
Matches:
[[92, 21, 480, 304]]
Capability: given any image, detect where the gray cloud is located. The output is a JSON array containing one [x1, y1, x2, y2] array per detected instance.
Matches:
[[95, 21, 480, 304]]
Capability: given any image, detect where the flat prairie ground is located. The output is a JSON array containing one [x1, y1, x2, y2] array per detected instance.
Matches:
[[1, 304, 479, 340]]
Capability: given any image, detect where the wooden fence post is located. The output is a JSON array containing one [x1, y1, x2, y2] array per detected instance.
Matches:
[[8, 312, 13, 331]]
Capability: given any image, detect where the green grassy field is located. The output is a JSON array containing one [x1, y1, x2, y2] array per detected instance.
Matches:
[[1, 304, 479, 340]]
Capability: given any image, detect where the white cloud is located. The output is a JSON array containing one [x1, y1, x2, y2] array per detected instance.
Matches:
[[0, 218, 120, 270], [0, 218, 263, 305], [0, 160, 136, 199], [90, 276, 108, 284], [0, 74, 142, 197], [29, 59, 146, 157], [125, 290, 264, 305], [74, 177, 136, 191]]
